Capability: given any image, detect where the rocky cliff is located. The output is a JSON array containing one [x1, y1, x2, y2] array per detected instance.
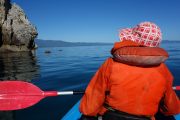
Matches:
[[0, 0, 37, 52]]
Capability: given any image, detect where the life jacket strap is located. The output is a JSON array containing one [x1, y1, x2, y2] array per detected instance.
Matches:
[[103, 103, 151, 120]]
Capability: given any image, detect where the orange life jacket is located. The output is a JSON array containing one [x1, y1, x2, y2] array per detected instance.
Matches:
[[79, 41, 180, 117]]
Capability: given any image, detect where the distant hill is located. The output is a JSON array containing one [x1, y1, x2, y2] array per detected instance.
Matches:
[[35, 39, 113, 47], [35, 39, 180, 47], [162, 40, 180, 43]]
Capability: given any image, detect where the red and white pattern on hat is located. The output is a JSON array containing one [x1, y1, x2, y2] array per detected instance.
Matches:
[[119, 22, 162, 47]]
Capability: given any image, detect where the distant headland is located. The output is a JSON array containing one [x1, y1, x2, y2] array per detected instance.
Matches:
[[35, 39, 113, 47], [35, 39, 180, 48]]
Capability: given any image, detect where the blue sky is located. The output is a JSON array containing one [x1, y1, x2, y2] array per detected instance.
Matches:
[[12, 0, 180, 42]]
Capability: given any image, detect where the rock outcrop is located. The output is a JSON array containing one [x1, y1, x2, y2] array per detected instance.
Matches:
[[0, 0, 37, 52]]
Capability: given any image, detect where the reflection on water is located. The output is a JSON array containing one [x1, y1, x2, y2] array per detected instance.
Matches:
[[0, 52, 40, 81], [0, 51, 40, 120]]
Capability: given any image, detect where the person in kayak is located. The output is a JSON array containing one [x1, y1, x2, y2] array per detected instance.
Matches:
[[79, 21, 180, 120]]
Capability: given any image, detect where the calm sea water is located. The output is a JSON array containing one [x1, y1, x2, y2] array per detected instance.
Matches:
[[0, 41, 180, 120]]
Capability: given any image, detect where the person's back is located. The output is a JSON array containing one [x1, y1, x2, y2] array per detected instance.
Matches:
[[79, 22, 180, 120], [106, 59, 170, 115]]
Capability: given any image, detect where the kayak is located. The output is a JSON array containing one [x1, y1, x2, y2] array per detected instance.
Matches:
[[62, 100, 180, 120], [62, 100, 81, 120], [176, 114, 180, 120]]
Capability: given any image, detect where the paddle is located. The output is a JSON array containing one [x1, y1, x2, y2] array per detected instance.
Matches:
[[173, 86, 180, 90], [0, 81, 84, 111], [0, 81, 179, 111]]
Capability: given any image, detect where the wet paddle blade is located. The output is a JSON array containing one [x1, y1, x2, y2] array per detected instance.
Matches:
[[0, 81, 44, 111]]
